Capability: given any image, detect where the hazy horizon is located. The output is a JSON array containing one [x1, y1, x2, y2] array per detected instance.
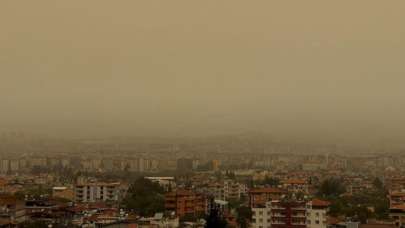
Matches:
[[1, 1, 405, 144]]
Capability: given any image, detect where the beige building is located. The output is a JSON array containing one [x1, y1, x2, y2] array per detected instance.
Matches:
[[75, 181, 122, 203]]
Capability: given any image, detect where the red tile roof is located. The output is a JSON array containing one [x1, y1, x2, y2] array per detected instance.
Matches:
[[311, 199, 331, 207], [249, 187, 286, 194], [284, 179, 307, 185], [391, 204, 405, 210], [327, 216, 342, 225], [390, 192, 405, 197]]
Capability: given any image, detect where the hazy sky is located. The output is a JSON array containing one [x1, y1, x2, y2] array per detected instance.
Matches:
[[1, 1, 405, 142]]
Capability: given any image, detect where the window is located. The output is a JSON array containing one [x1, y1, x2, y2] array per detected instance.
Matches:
[[259, 211, 263, 215], [316, 212, 319, 217], [316, 220, 320, 224], [307, 220, 311, 224]]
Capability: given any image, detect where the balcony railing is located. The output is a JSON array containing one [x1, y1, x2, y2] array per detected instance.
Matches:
[[292, 222, 306, 225]]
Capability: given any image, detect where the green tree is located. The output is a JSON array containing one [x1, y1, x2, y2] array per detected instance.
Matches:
[[20, 221, 48, 228], [329, 199, 345, 216], [123, 177, 165, 216], [373, 177, 384, 191], [262, 177, 280, 187], [318, 178, 346, 198], [206, 204, 227, 228], [236, 206, 252, 228]]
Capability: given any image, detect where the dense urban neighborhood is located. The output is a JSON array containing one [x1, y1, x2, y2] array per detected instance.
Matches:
[[1, 133, 405, 228]]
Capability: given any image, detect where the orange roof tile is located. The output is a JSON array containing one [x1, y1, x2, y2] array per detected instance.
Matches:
[[249, 188, 286, 194], [311, 199, 331, 207], [391, 204, 405, 210], [284, 179, 307, 185]]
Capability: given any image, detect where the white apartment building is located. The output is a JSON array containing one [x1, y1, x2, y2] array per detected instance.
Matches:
[[251, 199, 330, 228], [74, 182, 121, 203], [145, 176, 176, 191], [9, 160, 19, 172], [0, 159, 10, 174], [208, 180, 247, 201], [251, 201, 272, 228], [223, 179, 247, 200], [306, 199, 330, 228]]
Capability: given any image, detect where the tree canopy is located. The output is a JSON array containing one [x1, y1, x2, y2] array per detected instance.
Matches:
[[318, 177, 346, 198], [123, 177, 165, 216]]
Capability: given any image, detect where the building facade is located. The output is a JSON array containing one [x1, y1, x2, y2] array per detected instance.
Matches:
[[0, 195, 27, 225], [251, 199, 329, 228], [74, 182, 121, 203], [165, 189, 207, 218]]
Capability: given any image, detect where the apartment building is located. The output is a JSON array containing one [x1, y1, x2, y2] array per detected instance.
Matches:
[[74, 181, 122, 203], [29, 158, 47, 168], [389, 191, 405, 207], [0, 160, 9, 174], [207, 180, 247, 201], [251, 199, 330, 228], [0, 195, 27, 225], [271, 200, 307, 228], [165, 189, 207, 218], [252, 201, 272, 228], [9, 160, 19, 172], [145, 177, 176, 191], [283, 179, 309, 194], [389, 204, 405, 227], [249, 187, 286, 208], [388, 191, 405, 227], [306, 199, 330, 228], [223, 179, 247, 200]]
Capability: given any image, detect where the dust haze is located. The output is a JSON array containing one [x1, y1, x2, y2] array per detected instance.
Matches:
[[1, 1, 405, 145]]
